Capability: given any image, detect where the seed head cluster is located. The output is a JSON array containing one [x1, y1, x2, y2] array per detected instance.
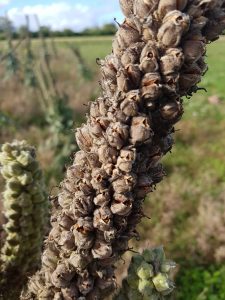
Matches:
[[22, 0, 225, 299]]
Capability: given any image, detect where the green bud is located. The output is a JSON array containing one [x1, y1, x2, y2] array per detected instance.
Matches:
[[18, 171, 33, 185], [7, 162, 23, 176], [1, 143, 13, 153], [152, 273, 170, 293], [137, 261, 154, 280], [17, 151, 34, 166], [160, 260, 176, 273], [139, 279, 154, 295]]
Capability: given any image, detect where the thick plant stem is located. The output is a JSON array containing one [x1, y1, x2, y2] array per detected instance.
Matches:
[[0, 141, 48, 296], [114, 247, 176, 300], [22, 0, 225, 299]]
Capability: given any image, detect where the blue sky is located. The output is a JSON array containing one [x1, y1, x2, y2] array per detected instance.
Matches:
[[0, 0, 124, 31]]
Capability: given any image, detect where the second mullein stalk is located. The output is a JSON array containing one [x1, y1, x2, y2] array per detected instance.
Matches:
[[0, 141, 48, 293], [22, 0, 225, 299]]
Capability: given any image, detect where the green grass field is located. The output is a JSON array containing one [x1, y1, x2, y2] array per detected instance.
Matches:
[[1, 36, 225, 299]]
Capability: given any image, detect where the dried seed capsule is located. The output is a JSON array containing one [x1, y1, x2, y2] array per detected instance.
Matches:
[[73, 217, 94, 249], [91, 168, 108, 191], [76, 125, 93, 152], [121, 42, 145, 66], [116, 19, 140, 50], [94, 190, 111, 206], [160, 100, 182, 121], [92, 240, 113, 259], [157, 10, 190, 48], [160, 48, 184, 75], [120, 97, 139, 117], [140, 41, 159, 73], [61, 285, 79, 300], [134, 0, 158, 18], [111, 195, 133, 216], [58, 231, 75, 251], [104, 228, 117, 242], [78, 272, 94, 295], [69, 252, 90, 269], [72, 194, 94, 219], [119, 0, 134, 17], [112, 173, 137, 194], [179, 73, 201, 95], [182, 38, 205, 64], [141, 73, 162, 102], [106, 122, 129, 150], [158, 0, 188, 19], [126, 64, 141, 88], [130, 116, 153, 145], [93, 206, 113, 231], [98, 144, 118, 164], [51, 263, 75, 288], [116, 148, 136, 172]]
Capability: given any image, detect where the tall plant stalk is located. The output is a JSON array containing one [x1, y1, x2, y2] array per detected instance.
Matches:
[[22, 0, 225, 299]]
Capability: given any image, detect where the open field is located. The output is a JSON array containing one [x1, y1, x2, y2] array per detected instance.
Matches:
[[1, 36, 225, 298]]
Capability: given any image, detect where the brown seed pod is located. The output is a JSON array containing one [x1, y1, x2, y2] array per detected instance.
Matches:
[[73, 217, 94, 249], [150, 163, 166, 184], [191, 16, 208, 31], [110, 195, 133, 216], [117, 68, 132, 92], [93, 207, 113, 231], [92, 240, 113, 259], [68, 252, 90, 269], [112, 173, 137, 194], [141, 72, 162, 101], [126, 64, 141, 88], [78, 271, 94, 295], [160, 99, 183, 121], [130, 116, 153, 145], [116, 19, 140, 50], [94, 190, 111, 206], [121, 42, 145, 66], [98, 144, 118, 164], [119, 0, 134, 17], [116, 148, 136, 172], [76, 125, 93, 152], [182, 38, 205, 64], [120, 97, 139, 117], [134, 0, 158, 18], [157, 0, 188, 19], [157, 10, 190, 47], [72, 194, 94, 219], [179, 73, 201, 94], [51, 263, 75, 288], [160, 48, 184, 75], [135, 174, 153, 198], [58, 231, 75, 251], [163, 73, 180, 92], [61, 285, 79, 300], [104, 228, 117, 242], [140, 41, 159, 73], [106, 122, 129, 150], [91, 168, 108, 191]]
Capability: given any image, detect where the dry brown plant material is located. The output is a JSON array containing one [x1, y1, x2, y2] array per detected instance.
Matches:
[[22, 0, 225, 299]]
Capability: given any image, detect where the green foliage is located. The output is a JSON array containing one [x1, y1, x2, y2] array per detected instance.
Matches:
[[176, 265, 225, 300]]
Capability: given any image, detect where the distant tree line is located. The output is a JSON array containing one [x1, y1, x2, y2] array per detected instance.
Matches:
[[0, 17, 117, 40]]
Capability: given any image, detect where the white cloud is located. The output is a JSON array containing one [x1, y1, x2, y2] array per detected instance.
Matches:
[[0, 0, 11, 6], [5, 1, 124, 31]]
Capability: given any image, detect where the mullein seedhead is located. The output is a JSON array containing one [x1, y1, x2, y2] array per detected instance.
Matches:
[[114, 247, 176, 300], [0, 141, 48, 290], [22, 0, 225, 299]]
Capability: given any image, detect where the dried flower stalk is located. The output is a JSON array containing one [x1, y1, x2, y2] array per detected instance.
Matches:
[[114, 247, 175, 300], [22, 0, 225, 299], [0, 141, 48, 290]]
